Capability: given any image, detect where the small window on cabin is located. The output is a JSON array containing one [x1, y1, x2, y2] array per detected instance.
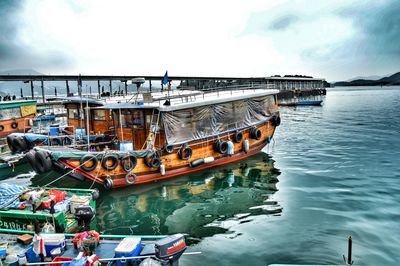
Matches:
[[93, 110, 106, 120], [0, 108, 21, 120], [132, 111, 144, 128], [68, 109, 79, 119], [146, 111, 161, 132]]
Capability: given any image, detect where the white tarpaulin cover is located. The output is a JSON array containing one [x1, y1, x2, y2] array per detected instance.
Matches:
[[163, 95, 275, 144]]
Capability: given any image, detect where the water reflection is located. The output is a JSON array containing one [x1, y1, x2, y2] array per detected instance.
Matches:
[[95, 153, 282, 239]]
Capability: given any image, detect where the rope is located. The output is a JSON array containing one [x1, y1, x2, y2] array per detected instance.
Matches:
[[43, 151, 106, 188]]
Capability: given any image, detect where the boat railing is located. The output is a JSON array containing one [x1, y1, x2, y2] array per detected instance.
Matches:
[[155, 83, 275, 107]]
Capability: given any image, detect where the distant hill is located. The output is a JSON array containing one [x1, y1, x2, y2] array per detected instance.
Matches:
[[0, 69, 43, 75], [334, 72, 400, 86], [346, 75, 382, 82]]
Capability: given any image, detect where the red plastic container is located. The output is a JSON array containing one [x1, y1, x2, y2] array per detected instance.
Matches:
[[40, 190, 67, 209]]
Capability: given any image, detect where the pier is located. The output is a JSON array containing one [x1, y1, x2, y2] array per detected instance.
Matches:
[[0, 74, 326, 103]]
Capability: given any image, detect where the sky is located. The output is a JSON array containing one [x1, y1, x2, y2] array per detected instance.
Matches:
[[0, 0, 399, 81]]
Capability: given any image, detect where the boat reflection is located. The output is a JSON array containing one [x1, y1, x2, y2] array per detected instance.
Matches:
[[94, 153, 282, 239]]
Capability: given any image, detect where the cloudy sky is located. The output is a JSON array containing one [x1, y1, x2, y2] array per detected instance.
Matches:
[[0, 0, 399, 81]]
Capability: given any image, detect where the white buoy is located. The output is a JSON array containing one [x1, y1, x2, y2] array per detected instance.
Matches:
[[204, 157, 215, 163], [160, 164, 166, 176], [227, 141, 234, 155], [243, 139, 250, 153]]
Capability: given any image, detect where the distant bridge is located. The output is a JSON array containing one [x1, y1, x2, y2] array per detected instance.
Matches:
[[0, 74, 325, 103]]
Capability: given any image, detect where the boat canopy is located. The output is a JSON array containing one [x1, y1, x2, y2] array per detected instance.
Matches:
[[94, 89, 278, 112], [0, 100, 36, 109], [164, 95, 277, 144], [62, 97, 104, 106]]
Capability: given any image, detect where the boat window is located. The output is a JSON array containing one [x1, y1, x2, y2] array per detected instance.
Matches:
[[114, 109, 143, 128], [68, 108, 80, 119], [93, 110, 106, 120], [132, 111, 144, 128], [0, 108, 22, 120]]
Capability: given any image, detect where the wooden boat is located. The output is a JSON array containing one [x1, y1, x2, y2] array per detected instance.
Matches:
[[0, 100, 37, 138], [0, 229, 188, 266], [23, 86, 281, 189], [5, 97, 114, 154], [0, 184, 97, 233]]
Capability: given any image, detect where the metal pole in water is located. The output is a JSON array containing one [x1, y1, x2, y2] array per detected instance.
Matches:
[[66, 80, 70, 96], [30, 80, 34, 99], [347, 236, 352, 266], [97, 80, 101, 97], [41, 77, 45, 103]]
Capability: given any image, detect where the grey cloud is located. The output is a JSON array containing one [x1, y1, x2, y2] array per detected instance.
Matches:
[[300, 0, 400, 78], [338, 0, 400, 56], [269, 14, 299, 31], [0, 0, 74, 72]]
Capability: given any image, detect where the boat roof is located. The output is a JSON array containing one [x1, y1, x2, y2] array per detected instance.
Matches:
[[62, 96, 104, 106], [95, 88, 278, 112], [0, 100, 37, 109]]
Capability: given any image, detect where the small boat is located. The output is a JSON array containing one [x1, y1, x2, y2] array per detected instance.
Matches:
[[0, 229, 189, 266], [0, 184, 98, 233], [21, 84, 281, 189], [278, 100, 323, 106], [0, 100, 37, 138]]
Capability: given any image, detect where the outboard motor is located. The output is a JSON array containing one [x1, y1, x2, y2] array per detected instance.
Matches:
[[74, 206, 95, 231], [155, 234, 186, 266]]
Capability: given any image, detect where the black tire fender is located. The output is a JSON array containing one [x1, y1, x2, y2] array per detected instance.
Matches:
[[162, 144, 174, 154], [80, 154, 99, 172], [121, 155, 137, 172], [145, 152, 161, 168], [271, 115, 281, 127], [104, 177, 113, 190], [213, 140, 228, 154], [101, 154, 119, 171], [13, 136, 28, 153], [11, 122, 18, 129], [91, 188, 100, 200], [234, 131, 243, 143], [178, 145, 192, 160], [25, 150, 39, 172], [6, 135, 17, 153], [250, 127, 262, 140], [35, 150, 53, 174], [125, 173, 137, 185]]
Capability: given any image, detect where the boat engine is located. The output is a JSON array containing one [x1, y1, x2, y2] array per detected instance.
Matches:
[[154, 234, 186, 266], [74, 206, 95, 231]]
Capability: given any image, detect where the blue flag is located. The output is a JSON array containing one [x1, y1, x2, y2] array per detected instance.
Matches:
[[162, 71, 169, 85]]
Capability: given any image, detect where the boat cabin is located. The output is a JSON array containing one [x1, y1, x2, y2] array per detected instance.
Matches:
[[0, 100, 37, 138], [94, 89, 279, 151]]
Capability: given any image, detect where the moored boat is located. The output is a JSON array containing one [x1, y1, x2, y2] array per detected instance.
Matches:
[[0, 184, 97, 233], [23, 86, 281, 189], [278, 100, 323, 106], [0, 230, 189, 266], [0, 100, 37, 138]]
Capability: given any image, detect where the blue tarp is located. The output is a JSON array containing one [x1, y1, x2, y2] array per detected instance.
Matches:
[[0, 183, 27, 209]]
